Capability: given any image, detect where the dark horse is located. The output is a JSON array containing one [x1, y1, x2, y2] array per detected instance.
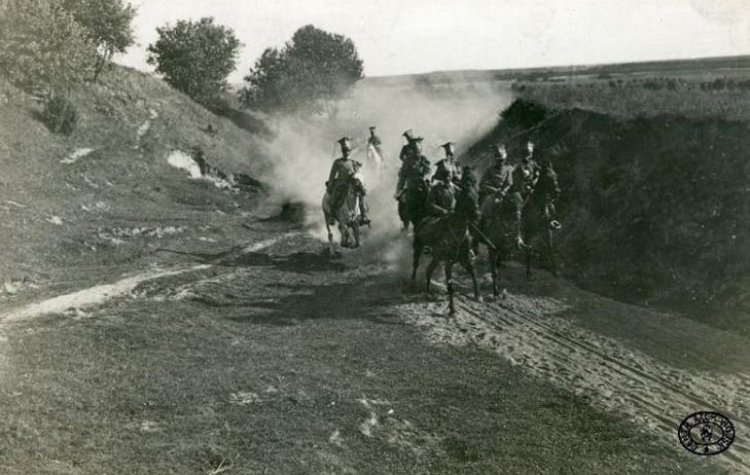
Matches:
[[519, 163, 562, 279], [397, 179, 429, 231], [412, 178, 481, 315], [478, 194, 518, 298]]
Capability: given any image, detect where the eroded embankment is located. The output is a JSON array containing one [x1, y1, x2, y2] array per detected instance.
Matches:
[[465, 100, 750, 329]]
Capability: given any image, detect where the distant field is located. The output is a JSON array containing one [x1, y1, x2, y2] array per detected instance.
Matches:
[[359, 54, 750, 120], [511, 70, 750, 120]]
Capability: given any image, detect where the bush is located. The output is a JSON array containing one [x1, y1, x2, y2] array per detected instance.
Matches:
[[42, 95, 78, 135]]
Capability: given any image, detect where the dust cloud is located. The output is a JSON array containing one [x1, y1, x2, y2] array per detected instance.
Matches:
[[257, 76, 513, 244]]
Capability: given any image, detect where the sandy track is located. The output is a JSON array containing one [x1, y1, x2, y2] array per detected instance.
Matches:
[[0, 232, 301, 323], [398, 292, 750, 472]]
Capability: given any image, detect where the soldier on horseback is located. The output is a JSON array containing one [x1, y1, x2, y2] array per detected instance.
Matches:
[[395, 129, 431, 200], [479, 144, 514, 222], [426, 166, 457, 218], [513, 143, 563, 277], [511, 141, 541, 234], [530, 148, 562, 230], [326, 137, 370, 226], [433, 141, 462, 186], [367, 126, 383, 158]]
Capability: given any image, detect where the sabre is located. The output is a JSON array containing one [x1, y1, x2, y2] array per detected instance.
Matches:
[[469, 223, 497, 252]]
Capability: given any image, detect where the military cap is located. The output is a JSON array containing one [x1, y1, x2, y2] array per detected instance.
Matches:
[[369, 126, 377, 130], [338, 137, 352, 150], [441, 142, 456, 153], [403, 129, 423, 143]]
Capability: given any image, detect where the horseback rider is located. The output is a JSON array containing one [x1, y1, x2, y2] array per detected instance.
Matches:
[[395, 129, 431, 200], [532, 148, 562, 229], [326, 137, 370, 226], [511, 140, 541, 241], [479, 144, 514, 218], [367, 126, 383, 158], [512, 141, 541, 200], [456, 167, 480, 260], [415, 165, 457, 251], [426, 166, 457, 217], [433, 141, 462, 187]]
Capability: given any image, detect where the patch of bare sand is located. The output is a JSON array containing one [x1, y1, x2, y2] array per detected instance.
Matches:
[[0, 232, 302, 323], [397, 292, 750, 472]]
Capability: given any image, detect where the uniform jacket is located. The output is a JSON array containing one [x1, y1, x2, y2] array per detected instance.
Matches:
[[434, 157, 462, 184], [479, 162, 514, 197], [512, 159, 540, 194], [328, 158, 360, 186]]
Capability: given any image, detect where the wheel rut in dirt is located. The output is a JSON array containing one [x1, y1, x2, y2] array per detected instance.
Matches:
[[398, 290, 750, 472]]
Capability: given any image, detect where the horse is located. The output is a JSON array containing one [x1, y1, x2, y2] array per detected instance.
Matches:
[[478, 193, 518, 298], [412, 184, 481, 315], [397, 179, 429, 232], [519, 190, 561, 279], [322, 173, 365, 255]]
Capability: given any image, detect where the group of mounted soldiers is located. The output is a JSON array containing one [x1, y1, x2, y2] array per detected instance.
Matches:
[[325, 126, 561, 255]]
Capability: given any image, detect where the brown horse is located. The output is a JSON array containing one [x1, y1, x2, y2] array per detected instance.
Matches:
[[412, 179, 480, 315], [478, 194, 518, 298], [519, 190, 561, 279], [397, 179, 429, 232]]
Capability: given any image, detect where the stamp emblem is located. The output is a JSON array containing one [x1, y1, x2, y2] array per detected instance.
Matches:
[[678, 412, 735, 456]]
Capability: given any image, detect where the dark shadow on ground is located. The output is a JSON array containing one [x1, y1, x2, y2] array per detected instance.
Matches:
[[207, 103, 273, 138], [154, 245, 245, 263], [226, 278, 405, 327], [219, 250, 348, 273]]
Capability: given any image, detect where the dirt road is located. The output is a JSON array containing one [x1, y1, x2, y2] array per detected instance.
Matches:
[[0, 220, 744, 474]]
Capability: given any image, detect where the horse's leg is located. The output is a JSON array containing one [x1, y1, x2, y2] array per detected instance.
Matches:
[[489, 247, 499, 297], [497, 247, 509, 300], [339, 222, 350, 248], [446, 260, 455, 315], [462, 255, 481, 302], [426, 256, 439, 294], [412, 237, 423, 281], [352, 221, 361, 248], [526, 245, 533, 280], [326, 219, 335, 256], [548, 228, 558, 277]]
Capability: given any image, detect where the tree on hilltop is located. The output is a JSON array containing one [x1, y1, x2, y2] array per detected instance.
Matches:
[[147, 17, 241, 107], [240, 25, 364, 115]]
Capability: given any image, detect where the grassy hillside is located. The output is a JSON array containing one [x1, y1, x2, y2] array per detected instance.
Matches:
[[0, 67, 268, 298], [465, 99, 750, 334]]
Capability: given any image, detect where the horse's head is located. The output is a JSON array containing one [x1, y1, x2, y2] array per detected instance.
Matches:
[[460, 166, 478, 190]]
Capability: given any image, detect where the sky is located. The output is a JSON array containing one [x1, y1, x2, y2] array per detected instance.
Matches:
[[117, 0, 750, 83]]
